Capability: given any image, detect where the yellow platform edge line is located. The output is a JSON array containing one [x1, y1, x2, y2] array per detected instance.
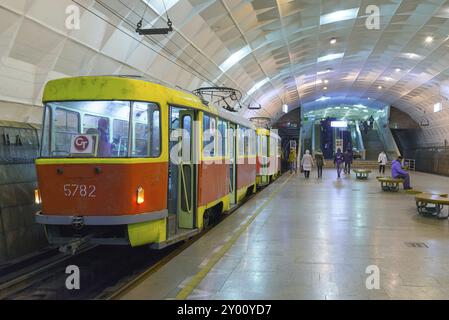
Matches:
[[175, 174, 292, 300]]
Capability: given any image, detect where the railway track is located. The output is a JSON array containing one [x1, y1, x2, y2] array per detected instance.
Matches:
[[98, 187, 263, 300], [0, 185, 264, 300]]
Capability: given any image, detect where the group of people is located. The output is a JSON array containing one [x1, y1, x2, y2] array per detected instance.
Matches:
[[287, 148, 329, 179], [288, 148, 413, 190], [360, 115, 375, 135], [333, 148, 354, 178], [288, 148, 324, 178]]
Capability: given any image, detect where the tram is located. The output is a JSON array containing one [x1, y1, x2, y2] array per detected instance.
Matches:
[[34, 76, 262, 249]]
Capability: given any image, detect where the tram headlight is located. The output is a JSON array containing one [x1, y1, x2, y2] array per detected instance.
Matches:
[[136, 187, 145, 205], [34, 189, 42, 204]]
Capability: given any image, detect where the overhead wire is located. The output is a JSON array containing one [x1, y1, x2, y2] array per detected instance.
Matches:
[[93, 0, 216, 85], [71, 0, 215, 86], [111, 0, 219, 86]]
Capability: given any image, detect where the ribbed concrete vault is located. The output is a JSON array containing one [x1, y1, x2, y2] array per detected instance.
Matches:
[[1, 0, 449, 145]]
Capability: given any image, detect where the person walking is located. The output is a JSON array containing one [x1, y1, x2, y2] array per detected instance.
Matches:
[[391, 156, 412, 190], [378, 151, 388, 175], [334, 148, 344, 178], [315, 150, 324, 179], [369, 115, 375, 129], [301, 150, 313, 179], [343, 149, 353, 174], [288, 147, 297, 174]]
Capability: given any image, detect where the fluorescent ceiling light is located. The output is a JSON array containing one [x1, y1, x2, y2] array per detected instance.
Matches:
[[425, 36, 434, 43], [354, 104, 367, 108], [219, 45, 251, 72], [247, 77, 269, 96], [317, 68, 333, 75], [283, 104, 289, 113], [316, 96, 331, 102], [317, 53, 344, 63], [402, 52, 421, 60], [320, 8, 359, 25], [434, 102, 442, 113]]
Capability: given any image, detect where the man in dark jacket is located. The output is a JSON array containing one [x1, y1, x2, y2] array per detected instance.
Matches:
[[343, 149, 353, 174], [315, 150, 324, 178]]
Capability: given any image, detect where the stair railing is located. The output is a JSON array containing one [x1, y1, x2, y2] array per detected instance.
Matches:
[[373, 117, 400, 160], [355, 120, 366, 160]]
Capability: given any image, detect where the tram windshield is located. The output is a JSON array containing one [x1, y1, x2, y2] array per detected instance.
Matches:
[[40, 101, 161, 158]]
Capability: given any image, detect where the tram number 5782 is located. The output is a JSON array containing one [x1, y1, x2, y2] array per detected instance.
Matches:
[[63, 184, 96, 198]]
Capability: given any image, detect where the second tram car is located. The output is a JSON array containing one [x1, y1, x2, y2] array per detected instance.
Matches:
[[256, 128, 281, 186]]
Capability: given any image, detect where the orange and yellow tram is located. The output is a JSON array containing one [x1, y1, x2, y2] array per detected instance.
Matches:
[[34, 76, 260, 249]]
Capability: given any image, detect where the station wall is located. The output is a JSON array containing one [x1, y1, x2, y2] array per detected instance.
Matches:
[[0, 121, 47, 264]]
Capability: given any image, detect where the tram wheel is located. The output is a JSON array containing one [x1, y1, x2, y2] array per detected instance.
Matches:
[[203, 210, 211, 230]]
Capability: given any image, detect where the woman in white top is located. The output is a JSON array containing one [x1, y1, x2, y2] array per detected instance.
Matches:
[[378, 151, 388, 174], [301, 150, 314, 179]]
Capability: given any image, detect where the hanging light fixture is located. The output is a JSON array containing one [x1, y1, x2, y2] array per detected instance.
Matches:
[[136, 0, 174, 35], [420, 110, 429, 127]]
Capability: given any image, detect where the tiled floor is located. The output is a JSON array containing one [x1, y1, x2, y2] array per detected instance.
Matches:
[[122, 169, 449, 300]]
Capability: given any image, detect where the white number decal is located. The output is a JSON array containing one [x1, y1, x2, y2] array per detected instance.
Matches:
[[63, 184, 96, 198], [88, 185, 96, 198]]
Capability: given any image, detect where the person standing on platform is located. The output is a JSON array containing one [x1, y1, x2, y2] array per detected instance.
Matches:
[[334, 148, 344, 178], [301, 150, 313, 179], [288, 147, 297, 174], [343, 149, 353, 174], [315, 150, 324, 179], [378, 151, 388, 175], [391, 156, 412, 190]]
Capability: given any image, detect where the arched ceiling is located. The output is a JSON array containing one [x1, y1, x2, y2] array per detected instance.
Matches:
[[1, 0, 449, 127]]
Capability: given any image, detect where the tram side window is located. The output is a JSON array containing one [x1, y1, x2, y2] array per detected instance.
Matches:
[[261, 135, 268, 157], [238, 127, 245, 157], [248, 129, 256, 156], [54, 108, 79, 156], [238, 127, 244, 157], [203, 114, 215, 157], [243, 128, 250, 156], [132, 102, 161, 158], [112, 119, 129, 157], [217, 119, 227, 157]]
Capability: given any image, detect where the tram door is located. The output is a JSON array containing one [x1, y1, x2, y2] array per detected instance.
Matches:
[[178, 110, 196, 229], [229, 123, 237, 205]]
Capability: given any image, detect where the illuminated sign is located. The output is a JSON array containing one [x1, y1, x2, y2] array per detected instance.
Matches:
[[331, 121, 348, 128]]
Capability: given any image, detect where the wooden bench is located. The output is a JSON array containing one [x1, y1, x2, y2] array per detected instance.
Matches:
[[378, 177, 404, 192], [415, 193, 449, 219], [353, 169, 371, 180]]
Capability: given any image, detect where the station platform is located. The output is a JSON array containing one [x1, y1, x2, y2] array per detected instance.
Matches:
[[121, 169, 449, 300]]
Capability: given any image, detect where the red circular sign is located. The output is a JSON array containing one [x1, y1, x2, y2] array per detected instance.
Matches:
[[74, 136, 89, 151]]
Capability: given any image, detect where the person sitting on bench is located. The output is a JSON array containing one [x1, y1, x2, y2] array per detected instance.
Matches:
[[391, 156, 412, 190]]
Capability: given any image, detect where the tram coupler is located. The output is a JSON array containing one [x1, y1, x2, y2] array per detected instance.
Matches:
[[59, 235, 92, 255]]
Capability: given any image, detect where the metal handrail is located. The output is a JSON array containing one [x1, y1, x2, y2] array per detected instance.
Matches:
[[404, 158, 416, 171]]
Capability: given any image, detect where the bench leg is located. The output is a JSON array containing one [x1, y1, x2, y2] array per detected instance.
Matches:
[[436, 205, 448, 219], [416, 201, 435, 215]]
